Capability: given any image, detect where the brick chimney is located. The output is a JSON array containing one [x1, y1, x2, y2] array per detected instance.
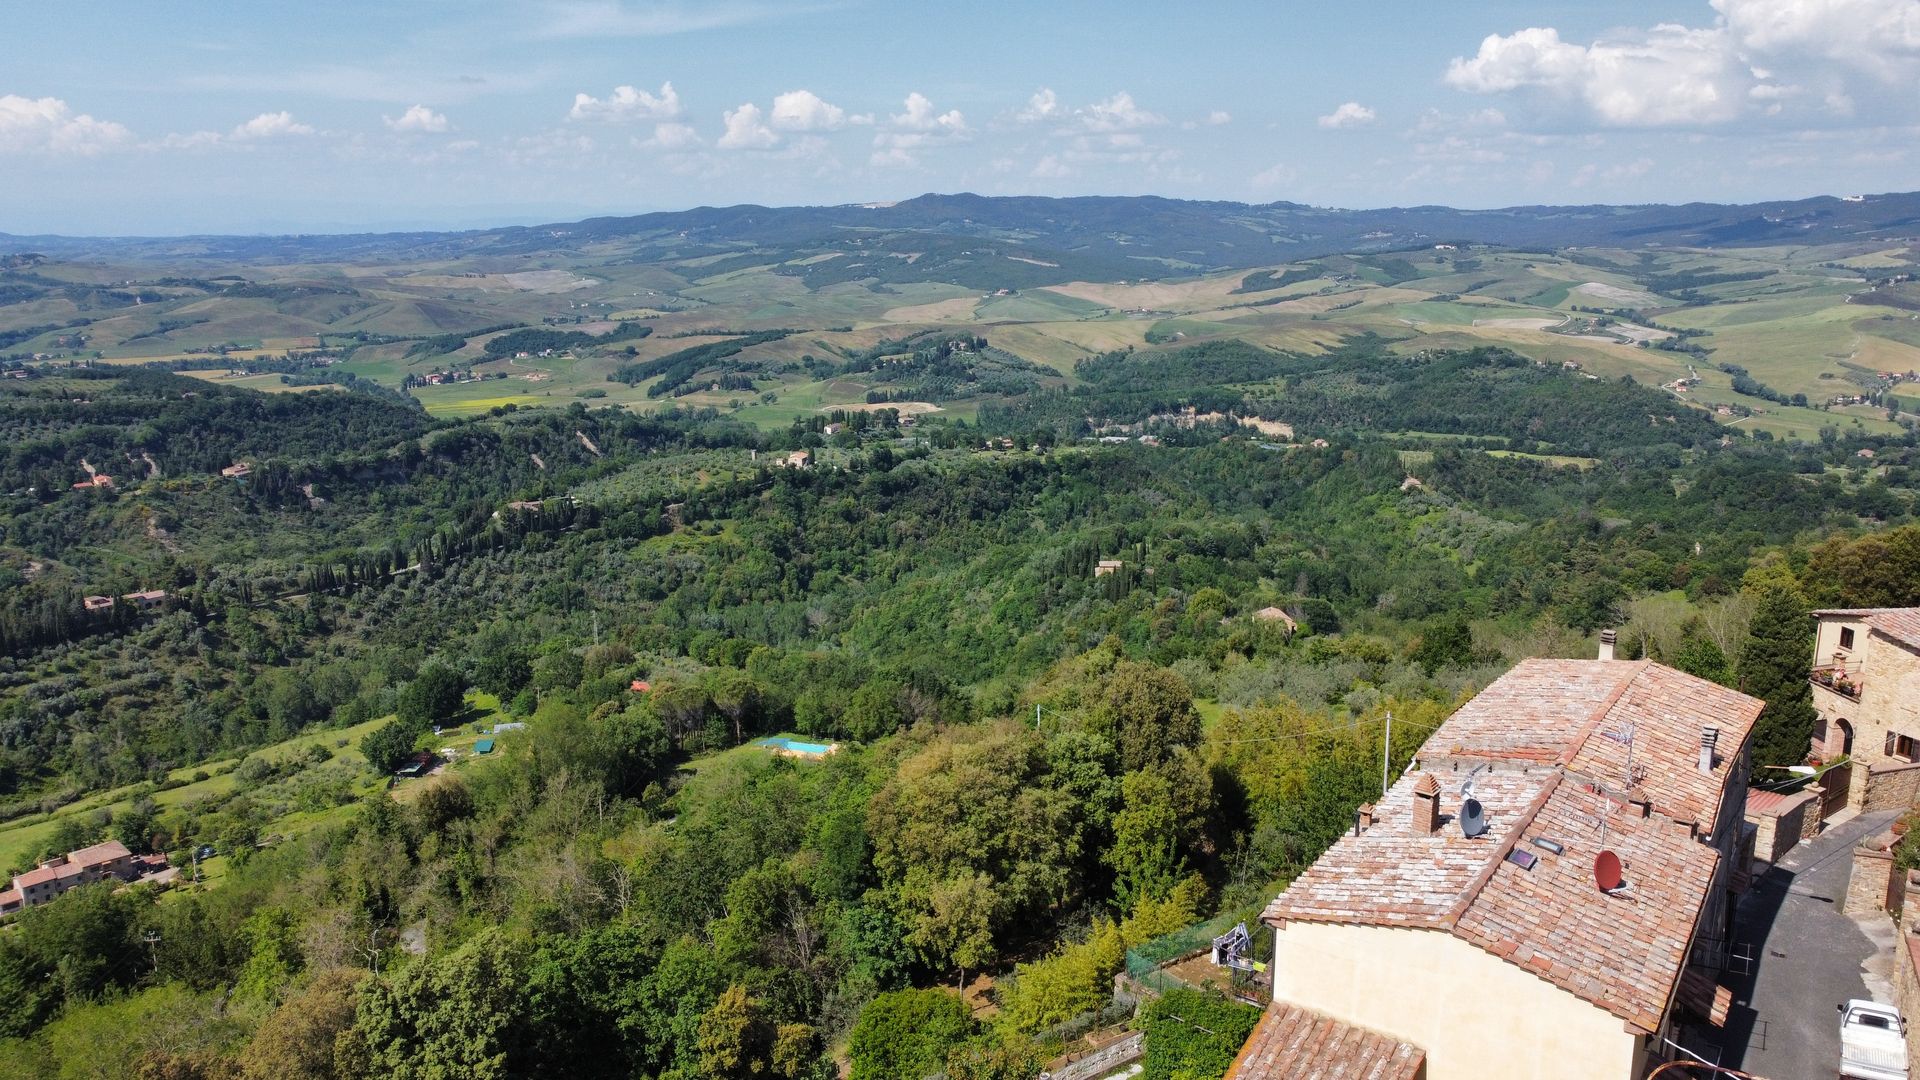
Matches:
[[1698, 726, 1719, 775], [1598, 628, 1617, 662], [1412, 773, 1442, 835], [1355, 803, 1375, 835]]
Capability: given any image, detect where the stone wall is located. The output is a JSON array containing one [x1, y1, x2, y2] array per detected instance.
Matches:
[[1867, 761, 1920, 814], [1847, 830, 1899, 915], [1746, 790, 1819, 866], [1843, 632, 1920, 790], [1897, 873, 1920, 1068], [1042, 1032, 1142, 1080]]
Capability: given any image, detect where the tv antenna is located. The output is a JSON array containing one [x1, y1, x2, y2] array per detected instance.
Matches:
[[1594, 720, 1636, 849], [1380, 710, 1392, 800]]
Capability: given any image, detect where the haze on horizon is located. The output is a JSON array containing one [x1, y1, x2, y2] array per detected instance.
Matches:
[[3, 0, 1917, 235]]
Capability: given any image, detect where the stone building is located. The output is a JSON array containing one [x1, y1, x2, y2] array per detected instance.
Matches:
[[1807, 608, 1920, 815]]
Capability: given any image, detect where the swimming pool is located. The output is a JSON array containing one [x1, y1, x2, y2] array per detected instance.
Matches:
[[755, 736, 837, 757]]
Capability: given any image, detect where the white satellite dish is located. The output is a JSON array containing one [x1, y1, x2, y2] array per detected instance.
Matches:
[[1459, 797, 1488, 838]]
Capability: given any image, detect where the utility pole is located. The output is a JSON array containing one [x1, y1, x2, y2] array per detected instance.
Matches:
[[143, 930, 160, 970], [1381, 711, 1393, 799]]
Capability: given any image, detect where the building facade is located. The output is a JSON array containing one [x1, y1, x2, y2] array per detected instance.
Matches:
[[1808, 609, 1920, 814], [0, 839, 140, 915]]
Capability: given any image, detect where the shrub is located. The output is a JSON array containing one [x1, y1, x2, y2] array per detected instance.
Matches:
[[846, 988, 971, 1080], [1140, 987, 1261, 1080]]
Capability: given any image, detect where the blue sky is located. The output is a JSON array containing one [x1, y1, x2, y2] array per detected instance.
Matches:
[[2, 1, 1916, 234]]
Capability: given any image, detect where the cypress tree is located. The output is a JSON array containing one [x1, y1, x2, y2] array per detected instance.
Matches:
[[1737, 585, 1818, 769]]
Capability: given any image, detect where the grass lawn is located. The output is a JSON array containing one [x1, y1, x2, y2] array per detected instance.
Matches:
[[0, 714, 392, 873], [1485, 449, 1600, 469], [676, 731, 837, 776]]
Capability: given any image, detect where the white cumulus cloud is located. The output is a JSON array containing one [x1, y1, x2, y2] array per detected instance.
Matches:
[[770, 89, 853, 131], [890, 92, 967, 133], [1716, 0, 1920, 82], [0, 95, 131, 154], [1014, 88, 1062, 124], [644, 121, 702, 150], [1444, 1, 1920, 129], [385, 105, 449, 133], [231, 111, 315, 139], [1317, 102, 1377, 129], [1079, 91, 1164, 132], [1445, 24, 1744, 127], [717, 102, 779, 149], [569, 82, 681, 122], [871, 93, 968, 166]]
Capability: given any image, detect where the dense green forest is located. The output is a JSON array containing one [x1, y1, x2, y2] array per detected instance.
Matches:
[[0, 340, 1916, 1078]]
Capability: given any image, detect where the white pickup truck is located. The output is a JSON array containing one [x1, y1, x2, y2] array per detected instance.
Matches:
[[1840, 999, 1910, 1080]]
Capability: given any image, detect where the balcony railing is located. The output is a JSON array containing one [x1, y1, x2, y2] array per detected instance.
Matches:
[[1810, 662, 1863, 701]]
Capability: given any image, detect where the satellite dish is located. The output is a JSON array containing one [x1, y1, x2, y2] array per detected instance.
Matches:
[[1459, 797, 1488, 838], [1595, 850, 1624, 893]]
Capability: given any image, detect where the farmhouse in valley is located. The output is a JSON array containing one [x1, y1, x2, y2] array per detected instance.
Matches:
[[1227, 649, 1762, 1080], [0, 840, 141, 915]]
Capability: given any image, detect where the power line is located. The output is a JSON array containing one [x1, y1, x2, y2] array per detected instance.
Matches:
[[1209, 710, 1442, 747]]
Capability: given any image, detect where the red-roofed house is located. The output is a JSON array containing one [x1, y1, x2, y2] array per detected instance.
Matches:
[[6, 839, 139, 911], [1808, 608, 1920, 815], [1232, 651, 1762, 1080]]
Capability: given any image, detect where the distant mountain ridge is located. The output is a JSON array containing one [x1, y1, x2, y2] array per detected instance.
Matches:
[[4, 191, 1917, 279]]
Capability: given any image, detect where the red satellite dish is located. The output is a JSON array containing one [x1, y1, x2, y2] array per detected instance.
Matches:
[[1594, 850, 1623, 892]]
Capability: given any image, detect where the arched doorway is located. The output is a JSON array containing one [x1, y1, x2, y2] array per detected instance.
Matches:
[[1830, 718, 1855, 759]]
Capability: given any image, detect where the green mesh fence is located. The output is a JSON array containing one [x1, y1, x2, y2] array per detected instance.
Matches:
[[1124, 906, 1272, 996]]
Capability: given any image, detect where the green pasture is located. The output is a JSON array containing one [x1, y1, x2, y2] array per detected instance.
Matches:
[[0, 715, 391, 874]]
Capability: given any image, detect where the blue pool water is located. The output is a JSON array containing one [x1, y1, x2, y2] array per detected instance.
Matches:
[[756, 736, 833, 756]]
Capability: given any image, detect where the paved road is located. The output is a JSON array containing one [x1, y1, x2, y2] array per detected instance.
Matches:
[[1723, 810, 1901, 1079]]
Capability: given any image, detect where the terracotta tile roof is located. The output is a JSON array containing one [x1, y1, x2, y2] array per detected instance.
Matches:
[[1423, 659, 1759, 831], [1813, 608, 1920, 653], [1261, 658, 1761, 1034], [1420, 659, 1643, 765], [1453, 785, 1721, 1033], [1227, 1002, 1425, 1080], [1869, 611, 1920, 653], [1263, 770, 1554, 928], [68, 839, 131, 868], [13, 862, 84, 890], [1744, 787, 1799, 817], [1563, 664, 1761, 829]]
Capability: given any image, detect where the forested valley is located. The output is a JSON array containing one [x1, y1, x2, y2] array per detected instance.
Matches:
[[1, 342, 1916, 1079]]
